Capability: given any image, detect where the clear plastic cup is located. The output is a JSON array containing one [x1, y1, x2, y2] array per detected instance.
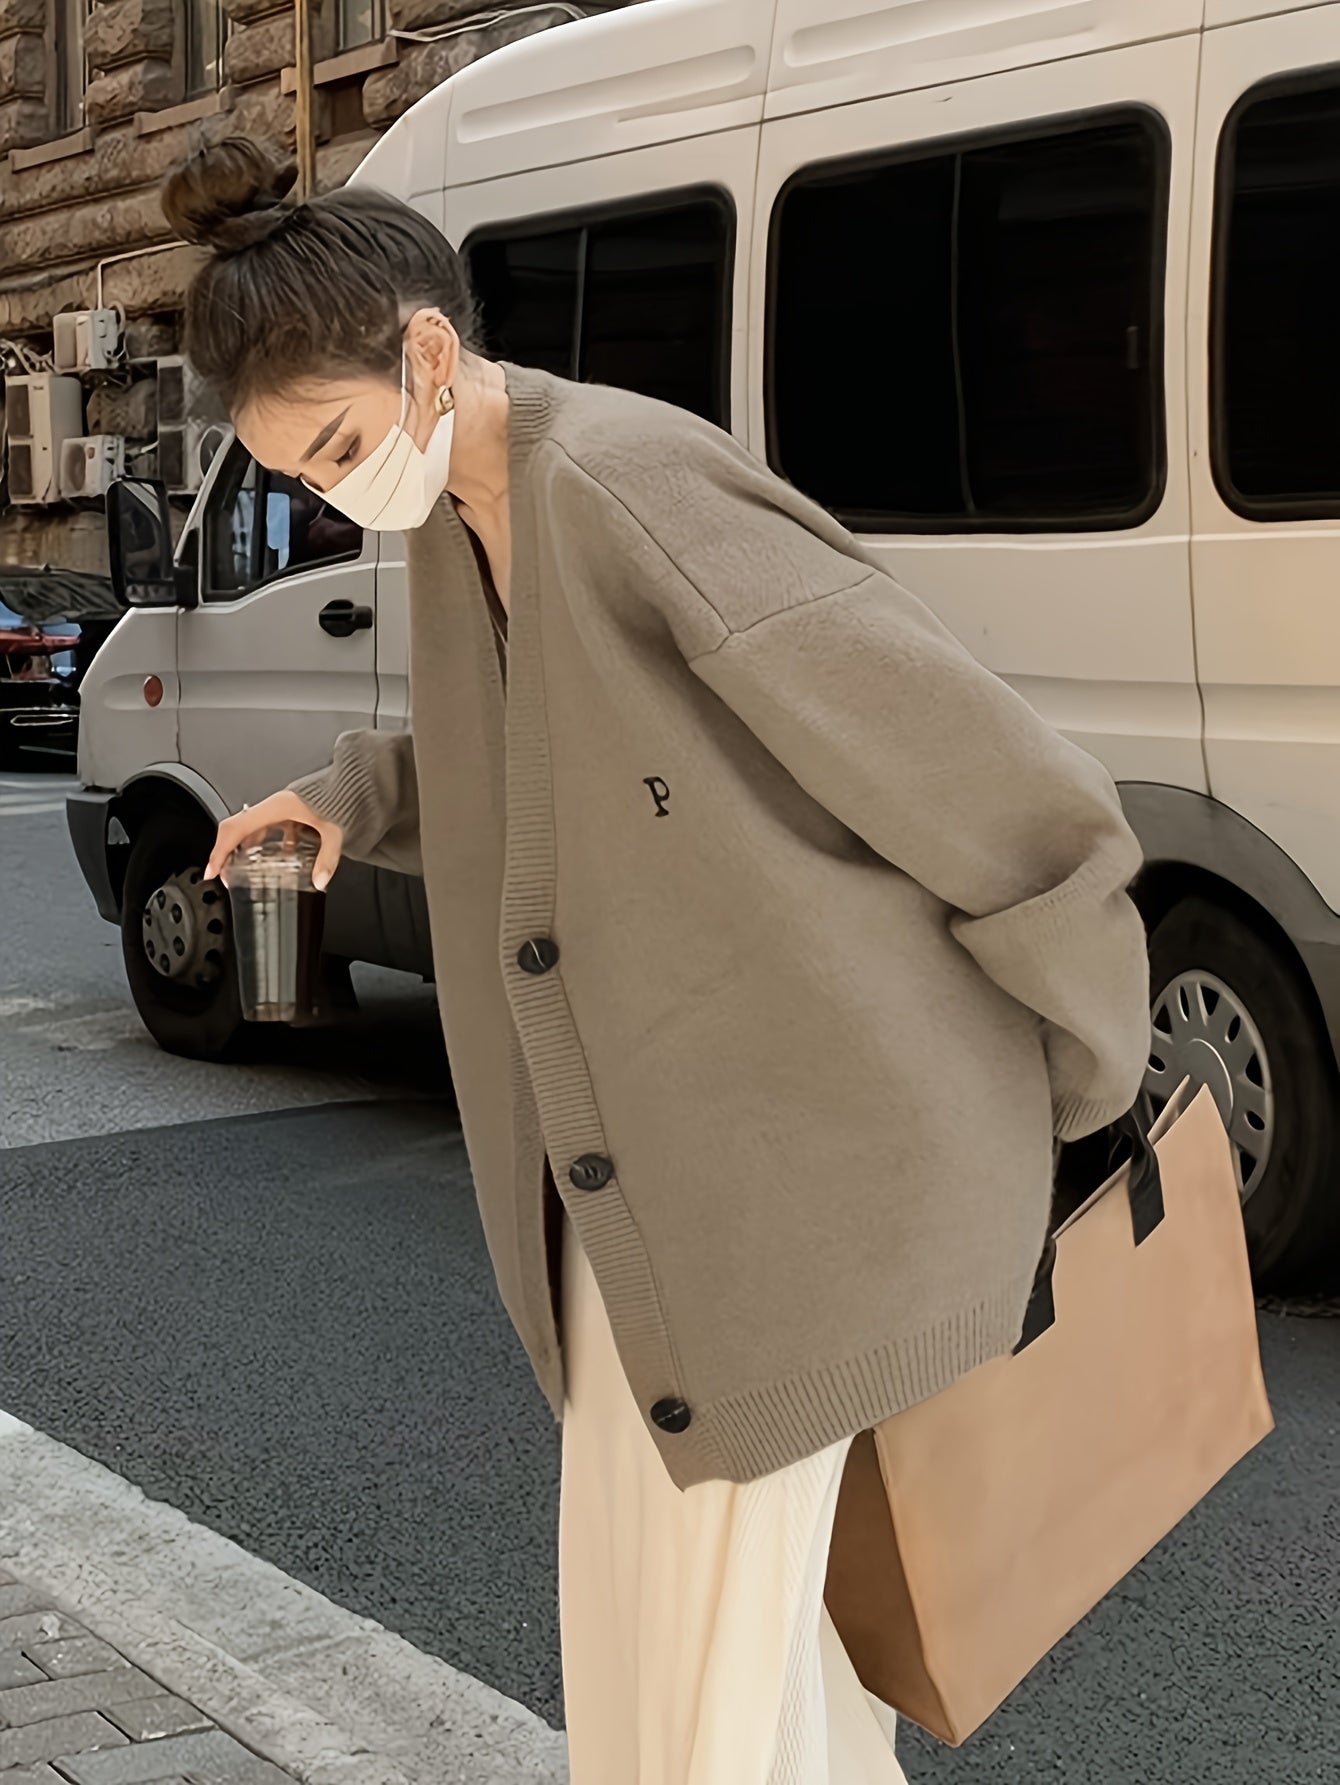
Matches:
[[221, 825, 326, 1023]]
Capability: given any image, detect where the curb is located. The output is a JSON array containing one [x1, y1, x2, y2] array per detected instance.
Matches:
[[0, 1420, 568, 1785]]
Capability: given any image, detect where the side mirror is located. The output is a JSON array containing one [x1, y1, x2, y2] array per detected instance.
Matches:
[[107, 478, 193, 609]]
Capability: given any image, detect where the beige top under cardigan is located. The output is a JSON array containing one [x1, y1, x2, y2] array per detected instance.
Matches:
[[290, 363, 1151, 1491]]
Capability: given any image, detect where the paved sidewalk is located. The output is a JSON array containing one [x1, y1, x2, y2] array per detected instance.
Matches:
[[0, 1415, 568, 1785], [1, 1566, 296, 1783]]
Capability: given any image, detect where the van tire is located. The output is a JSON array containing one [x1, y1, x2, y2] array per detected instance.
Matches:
[[121, 808, 248, 1062], [1145, 896, 1340, 1290]]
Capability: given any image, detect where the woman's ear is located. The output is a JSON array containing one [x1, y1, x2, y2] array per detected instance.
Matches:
[[403, 306, 460, 405]]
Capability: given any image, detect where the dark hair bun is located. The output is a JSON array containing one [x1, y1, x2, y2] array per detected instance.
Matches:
[[162, 137, 299, 254]]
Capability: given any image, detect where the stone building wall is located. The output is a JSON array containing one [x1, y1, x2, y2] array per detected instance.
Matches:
[[0, 0, 633, 573]]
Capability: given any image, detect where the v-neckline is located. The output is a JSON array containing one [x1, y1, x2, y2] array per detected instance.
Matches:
[[458, 514, 508, 683], [429, 360, 556, 721]]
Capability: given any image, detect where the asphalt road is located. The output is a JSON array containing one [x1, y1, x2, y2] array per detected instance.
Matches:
[[0, 771, 450, 1150], [2, 770, 1338, 1783]]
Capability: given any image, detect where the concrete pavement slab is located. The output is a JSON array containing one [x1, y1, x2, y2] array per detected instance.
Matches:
[[24, 1640, 132, 1679], [101, 1695, 214, 1741]]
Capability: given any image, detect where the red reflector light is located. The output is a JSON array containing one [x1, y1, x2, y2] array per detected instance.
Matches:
[[143, 675, 164, 708]]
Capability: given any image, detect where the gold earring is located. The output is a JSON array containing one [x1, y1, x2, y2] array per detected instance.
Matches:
[[434, 386, 455, 416]]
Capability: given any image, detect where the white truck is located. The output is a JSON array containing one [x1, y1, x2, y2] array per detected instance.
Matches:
[[72, 0, 1340, 1283]]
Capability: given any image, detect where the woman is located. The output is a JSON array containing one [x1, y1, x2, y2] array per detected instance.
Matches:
[[170, 138, 1151, 1783]]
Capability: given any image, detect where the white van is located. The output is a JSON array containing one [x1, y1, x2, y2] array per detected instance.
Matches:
[[72, 0, 1340, 1283]]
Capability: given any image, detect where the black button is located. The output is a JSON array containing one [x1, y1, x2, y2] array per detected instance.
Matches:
[[569, 1154, 614, 1192], [517, 937, 559, 975], [651, 1398, 692, 1434]]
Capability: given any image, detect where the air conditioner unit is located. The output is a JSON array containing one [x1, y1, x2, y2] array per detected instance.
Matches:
[[53, 307, 123, 373], [155, 354, 204, 428], [155, 356, 209, 493], [59, 433, 126, 499], [156, 418, 211, 494], [3, 374, 84, 504]]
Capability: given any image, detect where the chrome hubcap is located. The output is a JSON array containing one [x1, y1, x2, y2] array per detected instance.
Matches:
[[142, 868, 227, 989], [1145, 970, 1272, 1205]]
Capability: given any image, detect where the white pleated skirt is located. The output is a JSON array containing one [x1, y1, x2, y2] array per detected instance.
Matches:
[[558, 1212, 911, 1785]]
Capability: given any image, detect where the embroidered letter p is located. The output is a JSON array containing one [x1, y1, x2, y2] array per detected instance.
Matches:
[[644, 776, 671, 818]]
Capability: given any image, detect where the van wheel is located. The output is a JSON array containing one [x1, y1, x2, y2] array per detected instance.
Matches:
[[1143, 896, 1340, 1289], [121, 808, 247, 1061]]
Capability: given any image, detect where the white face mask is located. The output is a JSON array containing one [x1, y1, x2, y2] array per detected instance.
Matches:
[[310, 360, 455, 532]]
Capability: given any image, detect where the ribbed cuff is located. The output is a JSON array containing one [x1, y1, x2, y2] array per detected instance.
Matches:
[[288, 760, 367, 852], [1053, 1088, 1132, 1143]]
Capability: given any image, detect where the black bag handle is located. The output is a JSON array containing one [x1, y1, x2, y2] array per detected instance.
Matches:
[[1110, 1106, 1166, 1247], [1013, 1231, 1058, 1354], [1014, 1106, 1166, 1355]]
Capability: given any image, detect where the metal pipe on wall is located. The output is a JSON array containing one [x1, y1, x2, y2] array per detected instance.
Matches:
[[294, 0, 317, 200], [95, 243, 180, 313]]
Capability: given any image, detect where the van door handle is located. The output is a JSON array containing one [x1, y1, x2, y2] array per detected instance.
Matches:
[[319, 600, 373, 639]]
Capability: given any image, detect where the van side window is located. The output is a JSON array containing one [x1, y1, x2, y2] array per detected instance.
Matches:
[[204, 441, 363, 600], [1215, 77, 1340, 518], [466, 193, 732, 426], [468, 229, 583, 381], [768, 114, 1167, 532]]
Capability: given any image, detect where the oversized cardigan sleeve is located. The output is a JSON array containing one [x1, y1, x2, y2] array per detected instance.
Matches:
[[686, 575, 1151, 1141], [549, 436, 1151, 1143], [287, 727, 422, 877]]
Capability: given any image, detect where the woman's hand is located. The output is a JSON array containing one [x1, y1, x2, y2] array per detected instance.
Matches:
[[203, 791, 344, 891]]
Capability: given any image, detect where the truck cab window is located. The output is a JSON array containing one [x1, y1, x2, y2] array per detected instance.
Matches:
[[204, 442, 363, 600]]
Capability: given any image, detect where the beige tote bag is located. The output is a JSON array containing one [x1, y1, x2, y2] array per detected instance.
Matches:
[[823, 1081, 1274, 1747]]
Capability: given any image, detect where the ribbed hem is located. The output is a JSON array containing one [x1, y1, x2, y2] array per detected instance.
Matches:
[[651, 1273, 1037, 1491]]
